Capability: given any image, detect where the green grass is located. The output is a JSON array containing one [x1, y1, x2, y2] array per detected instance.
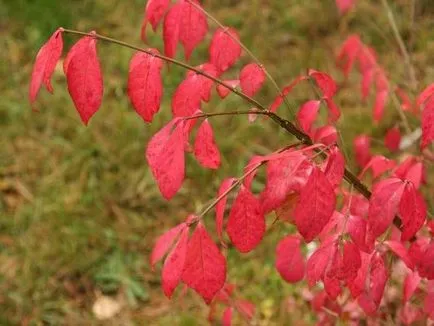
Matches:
[[1, 0, 433, 324]]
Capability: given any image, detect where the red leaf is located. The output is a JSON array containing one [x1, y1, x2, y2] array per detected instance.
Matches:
[[209, 27, 242, 74], [179, 0, 208, 60], [260, 152, 307, 213], [385, 240, 414, 270], [354, 135, 371, 168], [162, 226, 189, 298], [313, 125, 338, 146], [324, 97, 341, 121], [336, 0, 356, 14], [187, 63, 218, 102], [421, 97, 434, 149], [226, 186, 265, 253], [217, 80, 239, 99], [269, 76, 307, 113], [127, 50, 163, 122], [141, 0, 170, 41], [403, 271, 421, 303], [182, 223, 226, 304], [347, 214, 369, 253], [341, 241, 362, 282], [275, 235, 305, 283], [337, 34, 361, 77], [150, 222, 186, 269], [367, 178, 405, 239], [418, 242, 434, 280], [294, 168, 336, 242], [417, 83, 434, 106], [297, 100, 320, 133], [399, 183, 426, 241], [348, 252, 370, 298], [194, 119, 221, 169], [172, 79, 202, 117], [163, 3, 182, 58], [66, 35, 103, 125], [373, 90, 388, 122], [361, 69, 375, 100], [306, 240, 334, 286], [239, 63, 266, 97], [324, 146, 345, 189], [222, 307, 233, 326], [358, 253, 388, 315], [308, 70, 338, 98], [215, 178, 237, 242], [424, 281, 434, 319], [235, 300, 255, 320], [395, 87, 414, 112], [145, 119, 185, 200], [385, 127, 401, 152], [63, 33, 88, 75], [29, 28, 63, 108], [360, 155, 396, 179]]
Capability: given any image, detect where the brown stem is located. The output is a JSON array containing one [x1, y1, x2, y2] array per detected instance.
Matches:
[[60, 28, 403, 230]]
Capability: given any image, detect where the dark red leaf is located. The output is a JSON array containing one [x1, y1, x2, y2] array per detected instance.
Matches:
[[418, 242, 434, 280], [182, 223, 226, 304], [226, 186, 265, 253], [294, 168, 336, 242], [239, 63, 266, 97], [127, 50, 163, 122], [162, 226, 189, 298], [209, 27, 242, 74], [66, 35, 104, 125], [275, 235, 305, 283], [29, 28, 63, 108]]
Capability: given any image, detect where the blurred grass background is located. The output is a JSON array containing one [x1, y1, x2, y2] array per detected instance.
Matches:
[[0, 0, 433, 325]]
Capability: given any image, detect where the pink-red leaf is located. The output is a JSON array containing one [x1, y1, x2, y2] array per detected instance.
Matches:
[[145, 119, 185, 200], [222, 307, 233, 326], [306, 240, 334, 287], [215, 178, 236, 242], [297, 100, 320, 133], [209, 27, 242, 74], [324, 146, 345, 189], [182, 223, 226, 304], [354, 135, 371, 168], [373, 90, 388, 122], [418, 242, 434, 280], [403, 271, 421, 303], [313, 125, 338, 146], [150, 222, 186, 269], [194, 119, 221, 169], [179, 0, 208, 60], [336, 0, 356, 14], [399, 183, 427, 241], [163, 3, 182, 58], [127, 50, 163, 122], [141, 0, 170, 41], [421, 97, 434, 149], [275, 235, 305, 283], [308, 70, 338, 98], [417, 83, 434, 106], [226, 186, 265, 253], [385, 127, 401, 152], [294, 168, 336, 242], [162, 226, 189, 298], [239, 63, 266, 97], [217, 80, 239, 99], [367, 178, 405, 239], [66, 35, 103, 125], [385, 240, 414, 270], [29, 28, 63, 108]]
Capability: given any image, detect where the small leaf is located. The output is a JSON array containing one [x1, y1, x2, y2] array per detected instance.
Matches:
[[324, 146, 345, 189], [308, 70, 338, 98], [127, 50, 163, 123], [399, 183, 426, 241], [297, 100, 321, 133], [66, 35, 104, 125], [306, 240, 334, 287], [354, 135, 371, 168], [194, 119, 221, 169], [226, 186, 265, 253], [222, 307, 233, 326], [403, 271, 421, 303], [217, 80, 239, 99], [29, 28, 63, 108], [209, 27, 242, 74], [239, 63, 266, 97], [421, 97, 434, 149], [294, 168, 336, 242], [417, 83, 434, 106], [385, 240, 414, 270], [275, 235, 305, 283], [385, 127, 401, 152], [373, 90, 388, 122], [150, 223, 186, 269], [163, 3, 182, 58], [215, 178, 236, 243], [145, 119, 185, 200], [141, 0, 170, 41], [182, 223, 226, 304], [162, 227, 189, 298]]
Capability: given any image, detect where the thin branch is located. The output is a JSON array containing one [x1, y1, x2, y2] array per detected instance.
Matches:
[[381, 0, 418, 91], [182, 110, 268, 121], [61, 28, 403, 231], [185, 0, 298, 121]]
